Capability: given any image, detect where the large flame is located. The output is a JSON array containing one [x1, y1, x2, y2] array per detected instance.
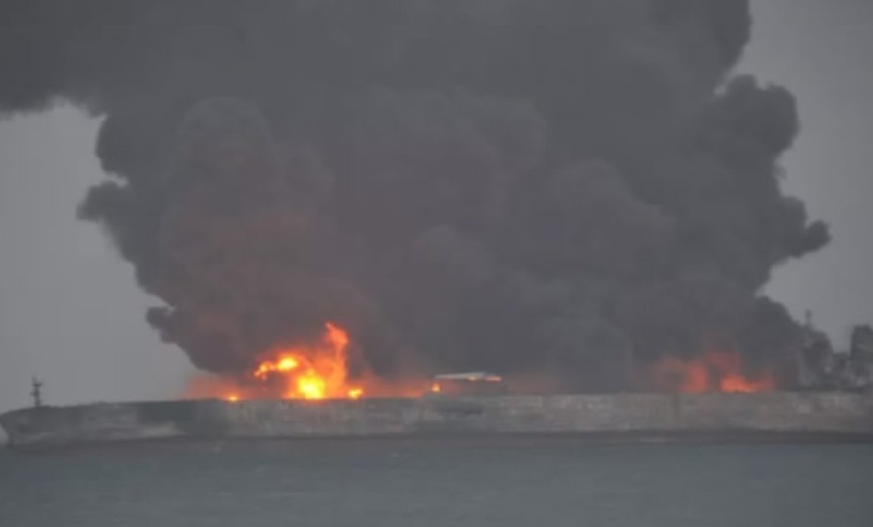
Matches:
[[652, 351, 776, 394], [249, 322, 361, 400], [186, 322, 432, 401]]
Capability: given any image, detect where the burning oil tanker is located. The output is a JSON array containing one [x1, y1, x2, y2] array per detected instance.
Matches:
[[2, 1, 871, 449], [4, 322, 873, 450], [5, 392, 873, 451]]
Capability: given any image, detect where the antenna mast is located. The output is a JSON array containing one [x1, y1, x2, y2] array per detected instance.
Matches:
[[31, 376, 43, 408]]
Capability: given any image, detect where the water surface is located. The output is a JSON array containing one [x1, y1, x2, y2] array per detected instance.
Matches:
[[1, 438, 871, 526]]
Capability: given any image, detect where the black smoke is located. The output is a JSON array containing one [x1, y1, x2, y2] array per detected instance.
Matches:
[[0, 0, 828, 390]]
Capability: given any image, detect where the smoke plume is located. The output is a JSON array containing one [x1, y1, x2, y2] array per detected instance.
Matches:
[[0, 0, 828, 390]]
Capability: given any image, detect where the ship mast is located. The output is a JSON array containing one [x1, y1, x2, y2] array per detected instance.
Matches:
[[31, 376, 43, 408]]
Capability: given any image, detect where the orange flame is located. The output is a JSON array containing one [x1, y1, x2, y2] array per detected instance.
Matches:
[[253, 355, 299, 380], [250, 322, 362, 400], [652, 351, 776, 394], [185, 322, 454, 401]]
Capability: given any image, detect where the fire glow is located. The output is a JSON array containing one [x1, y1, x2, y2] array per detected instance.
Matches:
[[653, 351, 776, 394], [246, 322, 362, 401], [184, 322, 364, 402], [186, 322, 433, 402]]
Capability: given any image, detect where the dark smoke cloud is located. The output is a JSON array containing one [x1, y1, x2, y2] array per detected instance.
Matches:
[[0, 0, 828, 390]]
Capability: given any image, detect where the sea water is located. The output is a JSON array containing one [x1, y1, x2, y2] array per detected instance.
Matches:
[[1, 438, 872, 526]]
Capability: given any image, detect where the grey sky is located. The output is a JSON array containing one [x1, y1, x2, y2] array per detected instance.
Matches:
[[1, 0, 872, 413], [743, 0, 873, 345], [0, 109, 190, 413]]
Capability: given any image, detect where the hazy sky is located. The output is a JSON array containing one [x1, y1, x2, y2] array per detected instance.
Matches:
[[1, 0, 872, 414], [0, 108, 193, 414], [744, 0, 873, 343]]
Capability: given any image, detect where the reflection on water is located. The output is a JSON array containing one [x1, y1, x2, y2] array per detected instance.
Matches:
[[1, 439, 872, 526]]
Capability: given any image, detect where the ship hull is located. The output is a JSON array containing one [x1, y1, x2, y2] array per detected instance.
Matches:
[[3, 392, 873, 450]]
